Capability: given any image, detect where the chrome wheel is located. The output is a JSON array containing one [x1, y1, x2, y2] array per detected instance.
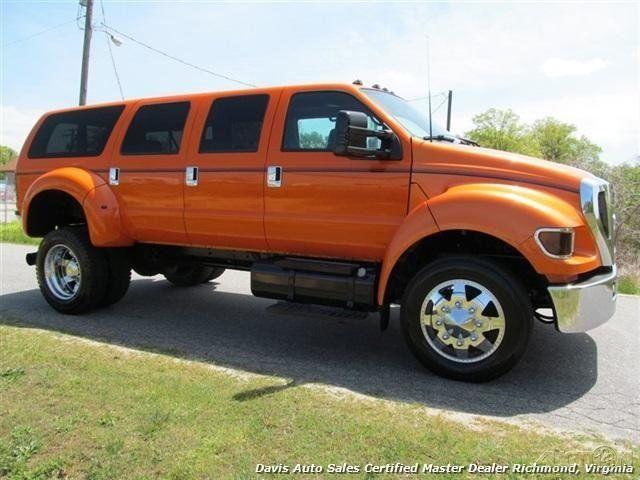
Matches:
[[44, 244, 82, 301], [420, 279, 505, 364]]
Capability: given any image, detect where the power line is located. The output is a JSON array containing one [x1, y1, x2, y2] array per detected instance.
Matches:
[[431, 95, 448, 115], [3, 17, 82, 48], [100, 23, 257, 88], [99, 0, 124, 100]]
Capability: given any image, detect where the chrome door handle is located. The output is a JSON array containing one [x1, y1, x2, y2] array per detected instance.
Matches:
[[186, 166, 198, 186], [109, 167, 119, 186], [267, 165, 282, 188]]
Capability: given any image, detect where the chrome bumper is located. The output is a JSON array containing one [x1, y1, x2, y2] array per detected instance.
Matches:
[[548, 266, 617, 333]]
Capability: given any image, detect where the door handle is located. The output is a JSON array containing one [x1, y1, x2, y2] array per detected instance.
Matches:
[[186, 166, 198, 186], [109, 167, 119, 186], [267, 166, 282, 188]]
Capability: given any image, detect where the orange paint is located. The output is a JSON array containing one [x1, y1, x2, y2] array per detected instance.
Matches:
[[16, 83, 605, 306]]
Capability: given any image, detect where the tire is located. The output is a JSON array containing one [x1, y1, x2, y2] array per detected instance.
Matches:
[[97, 248, 132, 308], [202, 267, 225, 283], [164, 265, 214, 287], [401, 256, 532, 382], [36, 227, 108, 314]]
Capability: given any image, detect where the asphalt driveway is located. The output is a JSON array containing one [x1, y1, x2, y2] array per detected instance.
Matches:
[[1, 243, 638, 442]]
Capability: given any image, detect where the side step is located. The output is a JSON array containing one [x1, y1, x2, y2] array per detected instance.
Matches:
[[251, 258, 377, 310]]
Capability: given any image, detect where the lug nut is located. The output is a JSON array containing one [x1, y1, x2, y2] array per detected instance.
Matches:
[[455, 301, 462, 308], [435, 319, 442, 326], [475, 321, 482, 327], [471, 334, 477, 341], [443, 333, 449, 340], [457, 340, 463, 346], [469, 307, 475, 314], [441, 306, 449, 313]]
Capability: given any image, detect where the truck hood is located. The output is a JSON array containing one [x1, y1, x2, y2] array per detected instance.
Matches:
[[412, 139, 590, 193]]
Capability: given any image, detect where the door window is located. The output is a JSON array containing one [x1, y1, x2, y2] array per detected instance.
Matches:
[[282, 91, 383, 151], [121, 102, 190, 155], [199, 95, 269, 153]]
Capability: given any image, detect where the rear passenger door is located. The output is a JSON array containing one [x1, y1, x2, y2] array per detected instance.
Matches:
[[183, 91, 279, 250], [110, 99, 195, 244]]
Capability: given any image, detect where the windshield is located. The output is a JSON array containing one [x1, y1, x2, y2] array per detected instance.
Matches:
[[362, 88, 449, 139]]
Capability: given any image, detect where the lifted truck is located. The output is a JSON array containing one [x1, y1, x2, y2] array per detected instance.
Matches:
[[15, 82, 617, 381]]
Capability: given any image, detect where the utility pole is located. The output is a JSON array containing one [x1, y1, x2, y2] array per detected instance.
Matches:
[[446, 90, 453, 131], [79, 0, 93, 106]]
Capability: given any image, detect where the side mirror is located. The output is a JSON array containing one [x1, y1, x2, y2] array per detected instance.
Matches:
[[333, 110, 402, 160]]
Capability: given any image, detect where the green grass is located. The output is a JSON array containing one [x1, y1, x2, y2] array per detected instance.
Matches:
[[1, 324, 637, 479], [618, 274, 640, 295], [0, 221, 39, 246]]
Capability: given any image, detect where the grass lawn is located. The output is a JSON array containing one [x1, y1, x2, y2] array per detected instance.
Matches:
[[0, 222, 39, 246], [1, 324, 637, 479]]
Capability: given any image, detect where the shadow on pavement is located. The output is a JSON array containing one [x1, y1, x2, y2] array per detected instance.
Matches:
[[0, 277, 598, 418]]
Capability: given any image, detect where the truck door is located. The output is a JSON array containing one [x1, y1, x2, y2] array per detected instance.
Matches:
[[110, 99, 195, 244], [183, 90, 280, 250], [264, 88, 412, 261]]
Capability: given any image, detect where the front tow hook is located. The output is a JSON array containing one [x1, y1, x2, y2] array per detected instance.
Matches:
[[25, 252, 37, 266]]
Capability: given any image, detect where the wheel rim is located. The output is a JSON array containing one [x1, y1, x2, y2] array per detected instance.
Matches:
[[419, 279, 505, 364], [44, 244, 82, 301]]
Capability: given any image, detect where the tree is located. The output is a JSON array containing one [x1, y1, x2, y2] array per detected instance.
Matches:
[[465, 109, 539, 155], [0, 146, 17, 180], [0, 146, 16, 167], [299, 131, 327, 149]]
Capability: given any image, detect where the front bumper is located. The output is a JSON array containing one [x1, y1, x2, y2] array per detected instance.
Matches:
[[548, 266, 617, 333]]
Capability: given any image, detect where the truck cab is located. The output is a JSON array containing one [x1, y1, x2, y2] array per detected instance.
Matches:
[[15, 82, 617, 381]]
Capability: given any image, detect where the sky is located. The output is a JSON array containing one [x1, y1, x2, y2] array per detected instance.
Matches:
[[1, 1, 638, 164]]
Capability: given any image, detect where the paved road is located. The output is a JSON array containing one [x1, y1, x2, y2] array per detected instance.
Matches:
[[1, 243, 638, 442]]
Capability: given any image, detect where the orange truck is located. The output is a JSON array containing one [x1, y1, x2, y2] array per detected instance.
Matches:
[[15, 82, 617, 381]]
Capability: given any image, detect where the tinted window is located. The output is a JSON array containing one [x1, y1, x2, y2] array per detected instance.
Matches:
[[121, 102, 190, 155], [28, 106, 124, 158], [200, 95, 268, 153], [282, 91, 383, 151]]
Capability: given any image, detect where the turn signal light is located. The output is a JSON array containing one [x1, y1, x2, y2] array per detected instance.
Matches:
[[535, 228, 574, 259]]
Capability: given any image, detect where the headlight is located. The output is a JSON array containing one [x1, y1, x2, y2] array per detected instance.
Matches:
[[535, 227, 575, 259]]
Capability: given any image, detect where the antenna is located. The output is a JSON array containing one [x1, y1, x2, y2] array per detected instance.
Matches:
[[426, 35, 433, 141]]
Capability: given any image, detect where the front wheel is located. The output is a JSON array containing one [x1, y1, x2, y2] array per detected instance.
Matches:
[[401, 256, 532, 382]]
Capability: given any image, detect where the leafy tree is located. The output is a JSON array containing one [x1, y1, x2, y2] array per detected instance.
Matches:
[[0, 146, 16, 167], [0, 146, 17, 180], [299, 131, 327, 149], [465, 109, 539, 155]]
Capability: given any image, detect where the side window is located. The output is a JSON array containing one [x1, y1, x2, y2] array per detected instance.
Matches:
[[200, 95, 268, 153], [28, 105, 124, 158], [121, 101, 190, 155], [282, 91, 383, 151]]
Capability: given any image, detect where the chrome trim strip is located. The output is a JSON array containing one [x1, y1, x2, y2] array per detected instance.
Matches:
[[548, 265, 617, 333], [534, 227, 575, 259], [580, 177, 614, 266]]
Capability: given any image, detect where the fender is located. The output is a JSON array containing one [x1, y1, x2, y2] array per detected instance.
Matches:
[[378, 182, 597, 305], [22, 167, 133, 247]]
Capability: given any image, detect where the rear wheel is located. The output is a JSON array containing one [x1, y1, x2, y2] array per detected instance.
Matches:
[[401, 256, 532, 382], [164, 265, 215, 287], [36, 227, 108, 314]]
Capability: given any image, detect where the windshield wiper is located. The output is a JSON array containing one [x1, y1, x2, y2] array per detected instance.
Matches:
[[423, 134, 455, 142], [423, 134, 478, 146]]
